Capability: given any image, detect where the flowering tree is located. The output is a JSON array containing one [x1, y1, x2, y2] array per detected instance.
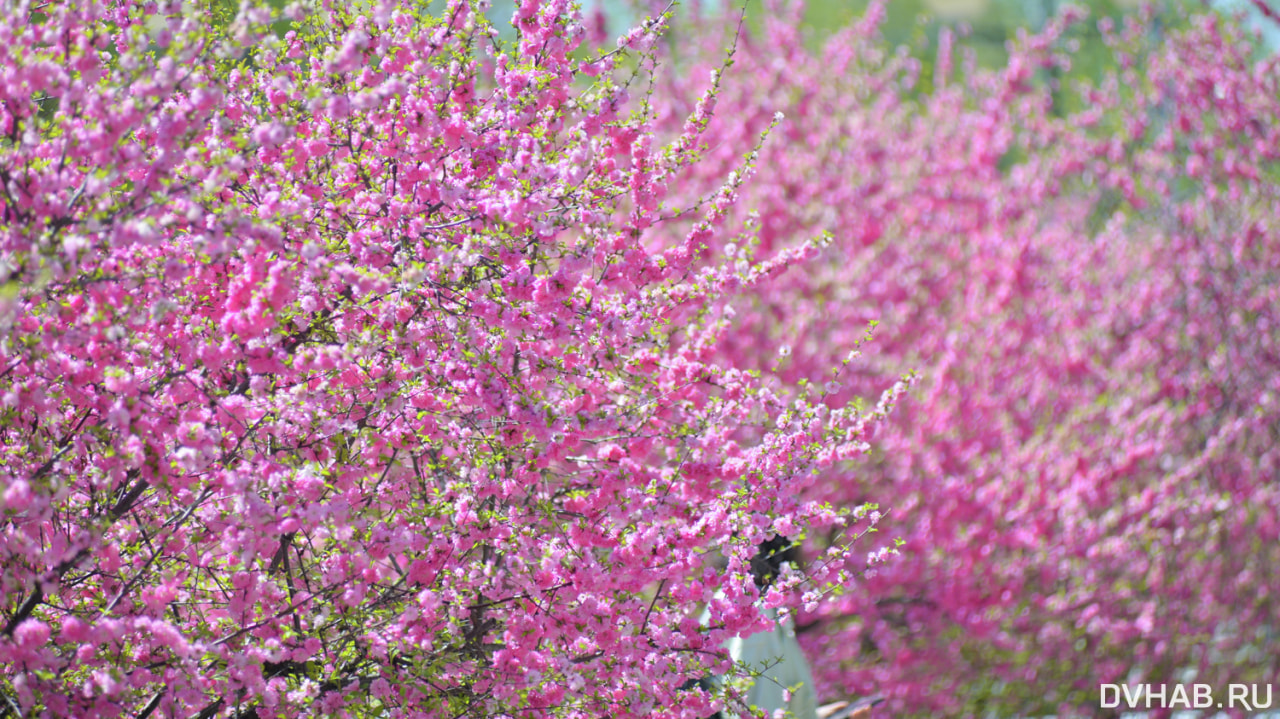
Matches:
[[0, 1, 910, 717], [650, 1, 1280, 716]]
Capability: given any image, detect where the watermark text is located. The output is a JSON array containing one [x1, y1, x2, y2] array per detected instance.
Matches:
[[1101, 684, 1274, 711]]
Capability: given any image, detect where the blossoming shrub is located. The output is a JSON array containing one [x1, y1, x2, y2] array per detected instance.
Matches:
[[0, 1, 908, 716], [651, 2, 1280, 715]]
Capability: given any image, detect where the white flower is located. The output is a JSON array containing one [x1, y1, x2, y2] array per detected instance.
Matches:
[[150, 299, 177, 321], [778, 344, 792, 358]]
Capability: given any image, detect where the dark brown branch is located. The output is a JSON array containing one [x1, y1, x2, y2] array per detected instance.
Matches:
[[135, 690, 164, 719], [192, 698, 223, 719], [108, 473, 149, 521], [1, 586, 43, 637]]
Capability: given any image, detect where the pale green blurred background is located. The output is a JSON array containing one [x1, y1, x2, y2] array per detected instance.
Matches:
[[488, 0, 1279, 58]]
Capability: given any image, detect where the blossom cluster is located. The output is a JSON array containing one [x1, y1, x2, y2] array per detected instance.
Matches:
[[0, 1, 906, 717]]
